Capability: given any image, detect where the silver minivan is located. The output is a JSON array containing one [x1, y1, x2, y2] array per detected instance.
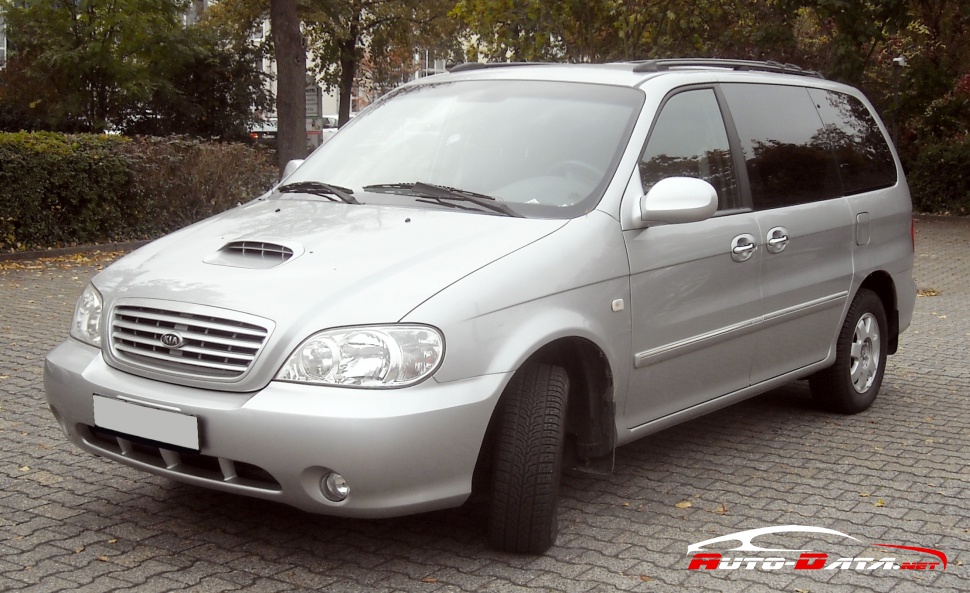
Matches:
[[45, 59, 916, 554]]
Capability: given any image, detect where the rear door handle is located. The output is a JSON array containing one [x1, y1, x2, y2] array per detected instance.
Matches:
[[766, 226, 789, 254]]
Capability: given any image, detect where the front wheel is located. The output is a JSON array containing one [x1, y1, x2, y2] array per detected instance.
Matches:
[[488, 362, 569, 554], [810, 289, 888, 414]]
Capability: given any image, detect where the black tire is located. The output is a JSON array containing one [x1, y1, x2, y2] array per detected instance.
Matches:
[[810, 288, 888, 414], [488, 362, 569, 554]]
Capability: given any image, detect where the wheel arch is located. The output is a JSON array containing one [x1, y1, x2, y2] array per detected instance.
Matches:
[[472, 336, 617, 492], [858, 271, 899, 354]]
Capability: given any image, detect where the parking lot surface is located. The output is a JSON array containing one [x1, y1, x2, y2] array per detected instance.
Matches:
[[1, 215, 967, 592]]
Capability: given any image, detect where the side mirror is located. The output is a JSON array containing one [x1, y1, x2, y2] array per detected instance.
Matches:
[[640, 177, 718, 224], [282, 159, 305, 179]]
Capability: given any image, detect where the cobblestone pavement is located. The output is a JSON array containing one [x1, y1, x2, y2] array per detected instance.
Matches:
[[1, 216, 967, 593]]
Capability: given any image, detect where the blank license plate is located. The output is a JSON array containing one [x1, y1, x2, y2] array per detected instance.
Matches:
[[93, 395, 200, 452]]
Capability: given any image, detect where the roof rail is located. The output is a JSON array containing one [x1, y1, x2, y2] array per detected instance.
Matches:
[[631, 58, 824, 79], [448, 62, 549, 73]]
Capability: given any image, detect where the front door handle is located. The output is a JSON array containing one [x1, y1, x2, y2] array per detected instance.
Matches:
[[766, 226, 789, 254], [731, 234, 758, 263]]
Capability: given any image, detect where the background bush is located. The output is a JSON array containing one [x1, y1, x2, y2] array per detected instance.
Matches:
[[120, 137, 278, 235], [0, 132, 277, 251], [906, 139, 970, 215], [0, 132, 134, 249]]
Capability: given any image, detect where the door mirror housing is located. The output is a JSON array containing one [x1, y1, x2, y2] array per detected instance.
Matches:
[[640, 177, 718, 224]]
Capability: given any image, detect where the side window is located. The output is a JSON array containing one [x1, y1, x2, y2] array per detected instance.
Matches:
[[722, 84, 841, 210], [809, 89, 897, 194], [639, 89, 740, 211]]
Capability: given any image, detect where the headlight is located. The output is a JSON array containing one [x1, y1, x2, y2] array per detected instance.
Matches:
[[70, 284, 103, 347], [276, 325, 444, 388]]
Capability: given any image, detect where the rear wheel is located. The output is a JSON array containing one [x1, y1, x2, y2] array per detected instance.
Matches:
[[488, 362, 569, 554], [810, 289, 888, 414]]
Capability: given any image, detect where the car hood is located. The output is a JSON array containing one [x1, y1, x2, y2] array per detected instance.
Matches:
[[96, 199, 566, 334]]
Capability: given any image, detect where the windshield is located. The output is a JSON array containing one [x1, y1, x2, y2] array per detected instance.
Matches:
[[284, 80, 644, 218]]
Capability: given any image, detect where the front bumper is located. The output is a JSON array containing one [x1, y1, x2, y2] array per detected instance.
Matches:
[[44, 339, 506, 518]]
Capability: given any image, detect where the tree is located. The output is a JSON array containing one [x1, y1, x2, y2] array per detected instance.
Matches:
[[779, 0, 909, 84], [449, 0, 803, 64], [0, 0, 187, 132], [304, 0, 454, 126], [125, 19, 273, 138], [0, 0, 270, 138], [270, 0, 307, 170]]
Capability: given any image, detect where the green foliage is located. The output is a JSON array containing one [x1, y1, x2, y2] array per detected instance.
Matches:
[[0, 0, 270, 138], [0, 0, 187, 131], [0, 132, 135, 249], [0, 133, 277, 251], [907, 139, 970, 215], [449, 0, 804, 63], [124, 24, 273, 139]]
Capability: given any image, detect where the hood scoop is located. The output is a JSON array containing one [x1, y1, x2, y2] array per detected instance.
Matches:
[[204, 240, 302, 269]]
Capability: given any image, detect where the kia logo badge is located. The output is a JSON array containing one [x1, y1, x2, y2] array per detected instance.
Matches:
[[160, 332, 185, 349]]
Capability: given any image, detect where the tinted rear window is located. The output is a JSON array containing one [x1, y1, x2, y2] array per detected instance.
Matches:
[[722, 84, 842, 210], [809, 89, 897, 195]]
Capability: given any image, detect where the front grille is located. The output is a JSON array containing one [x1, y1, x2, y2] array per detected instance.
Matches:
[[110, 305, 269, 380], [223, 241, 294, 262]]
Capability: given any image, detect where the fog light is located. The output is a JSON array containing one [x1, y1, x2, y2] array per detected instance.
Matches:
[[321, 472, 350, 502]]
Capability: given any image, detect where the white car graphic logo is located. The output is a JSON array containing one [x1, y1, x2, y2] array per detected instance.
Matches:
[[687, 525, 859, 553]]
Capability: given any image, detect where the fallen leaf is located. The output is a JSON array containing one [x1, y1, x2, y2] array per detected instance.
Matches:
[[675, 500, 692, 509], [875, 499, 886, 507], [19, 466, 29, 472], [715, 503, 728, 515], [97, 556, 110, 562], [420, 577, 437, 583], [107, 539, 117, 544], [859, 492, 871, 497], [639, 575, 653, 582], [75, 546, 85, 554]]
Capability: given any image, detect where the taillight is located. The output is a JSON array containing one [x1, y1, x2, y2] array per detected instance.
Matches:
[[250, 132, 259, 139]]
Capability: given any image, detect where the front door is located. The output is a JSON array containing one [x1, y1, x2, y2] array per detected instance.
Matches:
[[623, 88, 761, 428]]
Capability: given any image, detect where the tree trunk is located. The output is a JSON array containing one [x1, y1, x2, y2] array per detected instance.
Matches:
[[337, 9, 360, 127], [270, 0, 307, 175]]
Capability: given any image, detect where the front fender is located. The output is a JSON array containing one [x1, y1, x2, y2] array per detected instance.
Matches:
[[404, 212, 633, 389]]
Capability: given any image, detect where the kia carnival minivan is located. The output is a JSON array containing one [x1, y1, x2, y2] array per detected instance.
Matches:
[[45, 59, 916, 554]]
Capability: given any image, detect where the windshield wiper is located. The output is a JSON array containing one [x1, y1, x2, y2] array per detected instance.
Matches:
[[363, 182, 522, 217], [277, 181, 359, 204]]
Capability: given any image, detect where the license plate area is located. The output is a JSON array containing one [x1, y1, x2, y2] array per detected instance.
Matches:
[[93, 395, 200, 453]]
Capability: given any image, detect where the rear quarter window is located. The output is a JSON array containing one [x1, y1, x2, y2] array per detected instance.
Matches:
[[808, 89, 898, 194]]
